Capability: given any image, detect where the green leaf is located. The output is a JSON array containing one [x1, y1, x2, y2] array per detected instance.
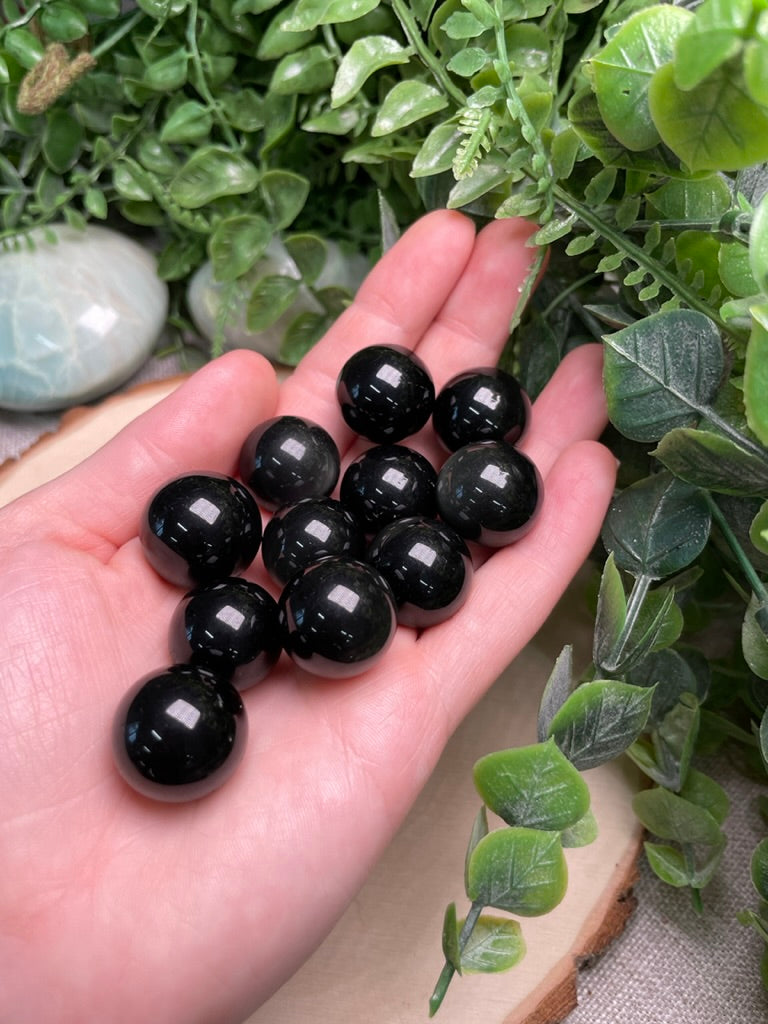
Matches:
[[260, 169, 310, 229], [644, 842, 691, 887], [648, 62, 768, 172], [159, 100, 213, 143], [591, 5, 692, 152], [83, 187, 108, 220], [466, 828, 567, 917], [377, 190, 400, 254], [257, 1, 316, 60], [447, 155, 509, 210], [653, 427, 768, 497], [208, 214, 272, 283], [458, 915, 526, 974], [4, 28, 45, 68], [548, 680, 654, 771], [279, 310, 329, 364], [537, 644, 573, 743], [441, 902, 462, 973], [743, 594, 768, 680], [633, 787, 722, 846], [41, 109, 83, 174], [749, 181, 768, 295], [629, 586, 683, 657], [593, 552, 626, 674], [447, 47, 488, 77], [246, 275, 301, 332], [751, 501, 768, 557], [602, 472, 712, 580], [331, 35, 412, 107], [718, 241, 758, 298], [745, 38, 768, 106], [473, 739, 590, 832], [752, 838, 768, 901], [647, 175, 731, 221], [652, 693, 700, 792], [271, 45, 335, 95], [442, 11, 487, 40], [302, 105, 361, 134], [113, 159, 153, 202], [560, 808, 599, 849], [680, 768, 730, 827], [169, 147, 259, 208], [602, 310, 724, 443], [219, 89, 264, 132], [745, 306, 768, 447], [673, 0, 752, 91], [142, 51, 189, 92], [39, 1, 89, 41], [626, 647, 704, 725], [284, 233, 328, 284], [415, 119, 462, 176], [371, 80, 448, 137], [284, 0, 380, 31]]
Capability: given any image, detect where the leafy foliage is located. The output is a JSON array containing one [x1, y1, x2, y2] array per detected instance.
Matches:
[[3, 0, 768, 1011]]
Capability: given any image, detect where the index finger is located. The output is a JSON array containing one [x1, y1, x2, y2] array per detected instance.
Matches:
[[276, 209, 477, 450]]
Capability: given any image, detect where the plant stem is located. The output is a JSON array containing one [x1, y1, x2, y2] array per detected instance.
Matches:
[[428, 901, 484, 1017], [493, 0, 554, 222], [552, 183, 745, 342], [186, 0, 239, 151], [540, 270, 600, 320], [603, 573, 652, 674], [705, 493, 768, 608], [90, 10, 145, 60], [391, 0, 466, 107]]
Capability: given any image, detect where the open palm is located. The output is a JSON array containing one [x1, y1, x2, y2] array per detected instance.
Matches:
[[0, 211, 615, 1024]]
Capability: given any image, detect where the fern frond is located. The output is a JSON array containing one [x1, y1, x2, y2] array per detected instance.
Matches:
[[452, 106, 496, 180]]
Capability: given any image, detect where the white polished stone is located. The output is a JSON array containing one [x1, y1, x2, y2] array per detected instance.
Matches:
[[0, 225, 168, 411], [187, 237, 368, 362]]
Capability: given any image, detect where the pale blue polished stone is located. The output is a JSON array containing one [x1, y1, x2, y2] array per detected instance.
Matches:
[[0, 225, 168, 411]]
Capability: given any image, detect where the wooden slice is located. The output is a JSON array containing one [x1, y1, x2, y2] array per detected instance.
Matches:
[[0, 377, 644, 1024]]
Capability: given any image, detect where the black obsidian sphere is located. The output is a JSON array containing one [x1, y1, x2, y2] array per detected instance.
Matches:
[[262, 497, 365, 586], [239, 416, 340, 511], [367, 517, 473, 628], [433, 367, 529, 451], [436, 440, 542, 547], [340, 444, 437, 534], [112, 664, 247, 802], [336, 344, 435, 442], [278, 556, 397, 677], [140, 473, 262, 587], [169, 578, 282, 691]]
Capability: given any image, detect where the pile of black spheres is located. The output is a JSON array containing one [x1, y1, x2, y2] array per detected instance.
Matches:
[[112, 344, 541, 802]]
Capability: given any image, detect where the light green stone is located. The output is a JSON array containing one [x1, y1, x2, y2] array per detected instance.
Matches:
[[186, 237, 368, 362], [0, 225, 168, 411]]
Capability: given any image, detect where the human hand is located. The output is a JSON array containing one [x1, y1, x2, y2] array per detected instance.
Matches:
[[0, 211, 615, 1024]]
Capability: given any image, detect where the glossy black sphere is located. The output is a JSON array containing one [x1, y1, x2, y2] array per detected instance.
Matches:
[[436, 440, 542, 547], [112, 664, 247, 802], [140, 473, 262, 587], [239, 415, 340, 511], [278, 556, 397, 677], [367, 516, 473, 628], [169, 578, 282, 691], [432, 367, 529, 451], [262, 497, 365, 586], [339, 444, 437, 534], [336, 344, 435, 442]]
